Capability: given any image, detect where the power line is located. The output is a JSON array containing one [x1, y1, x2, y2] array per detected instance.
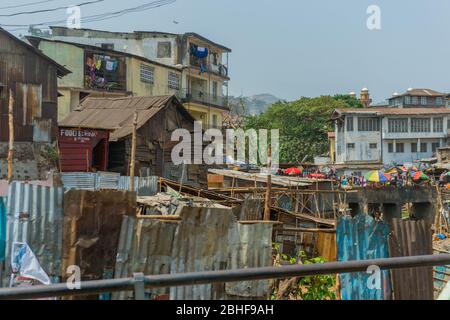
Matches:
[[0, 0, 104, 17], [0, 0, 64, 10], [0, 0, 176, 27]]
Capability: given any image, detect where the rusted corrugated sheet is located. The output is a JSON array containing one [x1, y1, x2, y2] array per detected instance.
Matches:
[[170, 205, 235, 300], [316, 232, 337, 262], [32, 119, 52, 142], [113, 216, 179, 300], [62, 189, 136, 296], [337, 214, 391, 300], [225, 222, 273, 299], [236, 198, 263, 220], [1, 182, 64, 285], [388, 219, 433, 300], [113, 204, 274, 300]]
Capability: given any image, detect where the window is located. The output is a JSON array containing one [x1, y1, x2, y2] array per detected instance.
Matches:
[[436, 97, 444, 105], [420, 96, 427, 105], [157, 41, 171, 58], [369, 143, 377, 149], [346, 117, 354, 131], [396, 143, 404, 153], [411, 143, 418, 153], [211, 52, 219, 65], [388, 118, 408, 133], [347, 143, 355, 150], [388, 143, 394, 153], [404, 96, 411, 105], [411, 96, 418, 105], [140, 64, 154, 84], [212, 81, 218, 99], [411, 118, 431, 132], [420, 143, 427, 153], [433, 118, 443, 132], [168, 72, 180, 89], [358, 117, 380, 131], [432, 142, 440, 152], [212, 114, 218, 128]]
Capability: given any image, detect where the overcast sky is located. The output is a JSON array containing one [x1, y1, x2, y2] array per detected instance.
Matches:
[[2, 0, 450, 102]]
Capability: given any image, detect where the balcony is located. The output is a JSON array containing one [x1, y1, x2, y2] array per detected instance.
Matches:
[[189, 56, 229, 78], [84, 50, 127, 92], [177, 88, 229, 110]]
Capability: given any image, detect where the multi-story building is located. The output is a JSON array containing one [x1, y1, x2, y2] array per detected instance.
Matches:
[[27, 36, 182, 121], [387, 88, 445, 108], [332, 105, 450, 166], [45, 26, 231, 128]]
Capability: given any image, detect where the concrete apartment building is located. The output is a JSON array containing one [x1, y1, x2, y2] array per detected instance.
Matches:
[[27, 36, 182, 121], [46, 26, 231, 128], [331, 88, 450, 167]]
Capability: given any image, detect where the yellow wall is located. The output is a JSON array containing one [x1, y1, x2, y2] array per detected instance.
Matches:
[[183, 102, 223, 128], [329, 137, 336, 163], [126, 57, 181, 97]]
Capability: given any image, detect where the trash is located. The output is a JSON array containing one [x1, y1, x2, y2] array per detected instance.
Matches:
[[10, 242, 51, 286]]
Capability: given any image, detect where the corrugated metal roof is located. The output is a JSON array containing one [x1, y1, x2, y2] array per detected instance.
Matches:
[[337, 214, 392, 300], [59, 95, 194, 141], [388, 219, 434, 300], [334, 107, 450, 116], [225, 222, 272, 298], [61, 172, 158, 196], [2, 182, 64, 285]]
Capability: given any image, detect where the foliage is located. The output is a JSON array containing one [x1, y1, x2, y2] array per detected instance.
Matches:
[[271, 243, 336, 300], [243, 94, 362, 162]]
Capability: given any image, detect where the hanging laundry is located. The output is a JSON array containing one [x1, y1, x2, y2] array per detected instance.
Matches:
[[105, 60, 115, 71], [191, 45, 209, 59]]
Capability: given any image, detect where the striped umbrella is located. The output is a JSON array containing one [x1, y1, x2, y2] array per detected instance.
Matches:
[[364, 170, 391, 183], [411, 171, 429, 181]]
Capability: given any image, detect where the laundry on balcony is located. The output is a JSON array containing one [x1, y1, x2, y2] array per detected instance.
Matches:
[[190, 45, 209, 59], [85, 51, 124, 90]]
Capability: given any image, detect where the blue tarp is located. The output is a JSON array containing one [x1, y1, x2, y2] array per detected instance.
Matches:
[[337, 214, 392, 300], [0, 197, 6, 262]]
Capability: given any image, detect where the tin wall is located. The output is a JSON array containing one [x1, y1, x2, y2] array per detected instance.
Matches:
[[1, 182, 64, 286], [337, 214, 392, 300]]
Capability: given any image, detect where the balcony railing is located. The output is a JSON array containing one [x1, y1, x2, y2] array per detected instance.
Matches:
[[177, 88, 229, 109], [189, 58, 229, 78]]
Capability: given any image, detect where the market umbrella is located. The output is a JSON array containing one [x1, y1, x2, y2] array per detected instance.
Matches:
[[310, 173, 326, 179], [284, 167, 302, 176], [385, 167, 399, 175], [364, 170, 391, 183], [411, 171, 429, 181]]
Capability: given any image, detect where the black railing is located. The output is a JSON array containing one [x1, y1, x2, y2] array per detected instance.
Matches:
[[177, 88, 229, 109], [0, 254, 449, 300]]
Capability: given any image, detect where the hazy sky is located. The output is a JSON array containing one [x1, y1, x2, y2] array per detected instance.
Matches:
[[2, 0, 450, 102]]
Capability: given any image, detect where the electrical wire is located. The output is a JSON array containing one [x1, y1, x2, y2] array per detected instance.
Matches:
[[0, 0, 64, 10], [0, 0, 104, 17], [0, 0, 176, 27]]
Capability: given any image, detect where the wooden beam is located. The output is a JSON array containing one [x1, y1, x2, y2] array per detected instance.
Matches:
[[129, 111, 138, 192], [7, 89, 14, 183]]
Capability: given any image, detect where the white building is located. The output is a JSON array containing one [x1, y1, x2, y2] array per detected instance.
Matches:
[[331, 107, 450, 166]]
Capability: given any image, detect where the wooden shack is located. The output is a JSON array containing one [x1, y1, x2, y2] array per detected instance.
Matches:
[[59, 95, 207, 187]]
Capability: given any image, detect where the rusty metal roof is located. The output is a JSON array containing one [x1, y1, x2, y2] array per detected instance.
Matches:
[[59, 95, 194, 141]]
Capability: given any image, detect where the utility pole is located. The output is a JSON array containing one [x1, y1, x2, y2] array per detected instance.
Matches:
[[129, 112, 138, 192], [7, 89, 14, 183], [263, 145, 272, 221]]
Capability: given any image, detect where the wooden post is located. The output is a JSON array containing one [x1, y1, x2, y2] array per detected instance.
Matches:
[[7, 89, 14, 183], [129, 112, 138, 192], [263, 145, 272, 221]]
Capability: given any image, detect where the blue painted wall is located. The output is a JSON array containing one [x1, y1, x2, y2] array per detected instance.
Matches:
[[337, 214, 392, 300]]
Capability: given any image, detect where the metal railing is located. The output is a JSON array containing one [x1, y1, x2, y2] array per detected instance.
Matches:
[[0, 254, 449, 300], [177, 88, 229, 109]]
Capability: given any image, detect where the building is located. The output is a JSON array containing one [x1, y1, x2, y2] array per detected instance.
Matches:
[[0, 28, 70, 179], [58, 95, 207, 187], [387, 88, 445, 108], [46, 26, 231, 128], [331, 107, 450, 167], [327, 132, 336, 163], [27, 36, 182, 121]]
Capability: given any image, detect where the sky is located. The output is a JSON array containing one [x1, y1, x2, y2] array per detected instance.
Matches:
[[2, 0, 450, 103]]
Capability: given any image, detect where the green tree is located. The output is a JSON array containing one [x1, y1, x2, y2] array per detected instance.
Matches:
[[244, 94, 362, 162]]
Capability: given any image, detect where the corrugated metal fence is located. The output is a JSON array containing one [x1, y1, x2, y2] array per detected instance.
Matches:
[[1, 182, 64, 286], [61, 172, 158, 196], [337, 214, 392, 300]]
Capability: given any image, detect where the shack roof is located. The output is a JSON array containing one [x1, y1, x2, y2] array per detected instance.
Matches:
[[59, 95, 195, 141], [332, 107, 450, 120], [0, 28, 71, 77]]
